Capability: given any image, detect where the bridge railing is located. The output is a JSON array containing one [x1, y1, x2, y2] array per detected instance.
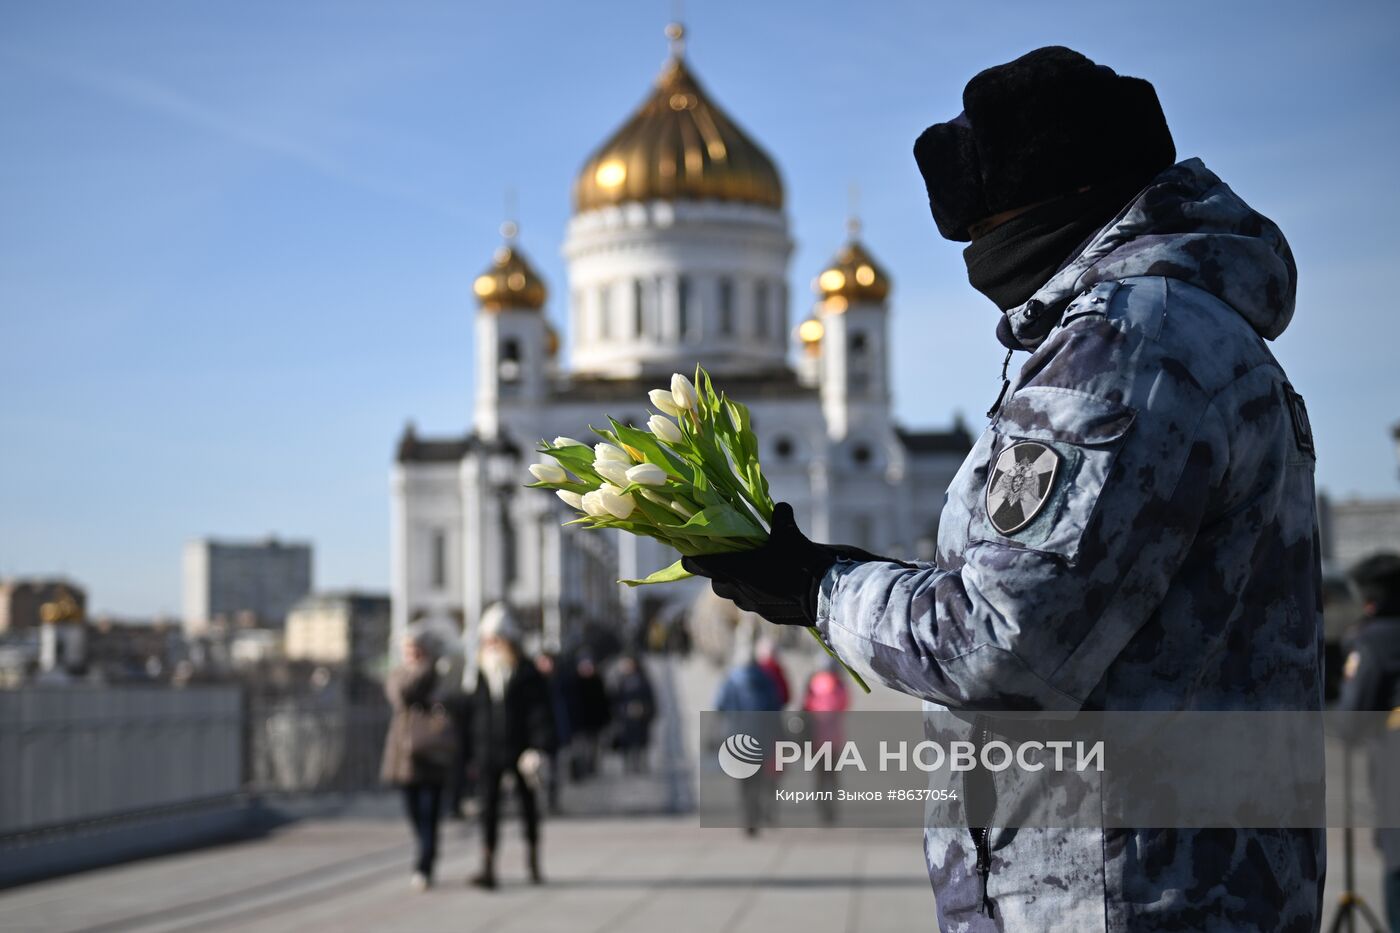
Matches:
[[0, 685, 393, 842]]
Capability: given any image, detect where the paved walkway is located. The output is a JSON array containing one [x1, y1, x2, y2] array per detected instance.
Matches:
[[0, 653, 1388, 931], [0, 809, 933, 933]]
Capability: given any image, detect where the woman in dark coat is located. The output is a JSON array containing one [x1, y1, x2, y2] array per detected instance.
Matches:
[[469, 604, 556, 889], [568, 654, 611, 780], [381, 631, 455, 890], [609, 654, 655, 773]]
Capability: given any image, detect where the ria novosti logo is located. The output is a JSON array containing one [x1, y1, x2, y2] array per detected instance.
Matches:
[[717, 733, 764, 779]]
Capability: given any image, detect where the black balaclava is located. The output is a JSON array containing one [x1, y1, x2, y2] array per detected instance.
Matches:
[[961, 177, 1146, 312]]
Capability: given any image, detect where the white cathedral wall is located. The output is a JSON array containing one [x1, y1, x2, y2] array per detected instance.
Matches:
[[390, 462, 464, 660], [564, 201, 793, 378]]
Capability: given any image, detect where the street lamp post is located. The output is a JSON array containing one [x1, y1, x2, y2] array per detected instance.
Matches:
[[1391, 422, 1400, 484]]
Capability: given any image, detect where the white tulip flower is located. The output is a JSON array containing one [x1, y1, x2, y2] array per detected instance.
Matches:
[[580, 490, 610, 518], [648, 414, 683, 444], [625, 463, 667, 487], [597, 484, 635, 519], [594, 442, 631, 463], [529, 462, 567, 484], [593, 459, 631, 488], [556, 489, 584, 510], [670, 373, 698, 411], [647, 388, 682, 417], [552, 436, 585, 449]]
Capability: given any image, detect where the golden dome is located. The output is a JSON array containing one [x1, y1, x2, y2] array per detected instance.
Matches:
[[815, 232, 891, 308], [473, 223, 547, 312], [796, 315, 824, 355], [574, 25, 783, 214]]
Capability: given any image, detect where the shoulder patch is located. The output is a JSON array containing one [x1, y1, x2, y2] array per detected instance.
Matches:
[[986, 441, 1060, 534]]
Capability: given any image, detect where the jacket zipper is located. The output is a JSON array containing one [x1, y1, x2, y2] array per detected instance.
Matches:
[[967, 719, 996, 918], [985, 349, 1014, 419]]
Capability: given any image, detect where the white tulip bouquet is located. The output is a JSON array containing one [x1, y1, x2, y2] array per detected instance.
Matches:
[[525, 367, 869, 692]]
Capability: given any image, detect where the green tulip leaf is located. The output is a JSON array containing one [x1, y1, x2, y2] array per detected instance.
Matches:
[[620, 559, 693, 587]]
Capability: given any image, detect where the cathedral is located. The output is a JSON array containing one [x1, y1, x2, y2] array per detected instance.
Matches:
[[390, 25, 970, 658]]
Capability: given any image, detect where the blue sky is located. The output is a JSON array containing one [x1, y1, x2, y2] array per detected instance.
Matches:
[[2, 0, 1397, 615]]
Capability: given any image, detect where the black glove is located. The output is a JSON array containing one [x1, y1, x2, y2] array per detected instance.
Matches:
[[682, 503, 912, 626]]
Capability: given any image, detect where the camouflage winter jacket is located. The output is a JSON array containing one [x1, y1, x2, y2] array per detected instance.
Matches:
[[815, 159, 1325, 931]]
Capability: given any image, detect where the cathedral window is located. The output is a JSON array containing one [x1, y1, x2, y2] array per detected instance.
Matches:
[[499, 338, 521, 383], [500, 506, 516, 588], [430, 529, 447, 590], [773, 436, 795, 460], [848, 331, 870, 392], [852, 443, 874, 468], [755, 281, 769, 338], [633, 279, 646, 339], [678, 275, 691, 339], [599, 285, 612, 340], [718, 278, 734, 336]]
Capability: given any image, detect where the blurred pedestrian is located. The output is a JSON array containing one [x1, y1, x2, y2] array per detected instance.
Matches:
[[755, 636, 790, 708], [534, 651, 571, 813], [569, 654, 611, 780], [714, 634, 782, 836], [802, 659, 851, 825], [1336, 553, 1400, 930], [442, 680, 475, 820], [469, 604, 556, 890], [609, 654, 656, 773], [381, 630, 457, 891]]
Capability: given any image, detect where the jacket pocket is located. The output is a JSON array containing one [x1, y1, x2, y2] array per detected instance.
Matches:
[[968, 386, 1136, 565]]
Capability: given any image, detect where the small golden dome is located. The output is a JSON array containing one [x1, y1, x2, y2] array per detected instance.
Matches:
[[544, 322, 560, 358], [574, 26, 783, 213], [800, 313, 817, 354], [815, 236, 891, 307], [473, 224, 547, 312], [40, 588, 83, 625]]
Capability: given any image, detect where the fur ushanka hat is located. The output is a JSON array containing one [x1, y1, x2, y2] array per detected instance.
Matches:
[[914, 46, 1176, 241]]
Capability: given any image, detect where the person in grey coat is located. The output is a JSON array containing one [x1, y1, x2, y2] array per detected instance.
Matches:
[[687, 46, 1324, 931], [381, 630, 455, 891]]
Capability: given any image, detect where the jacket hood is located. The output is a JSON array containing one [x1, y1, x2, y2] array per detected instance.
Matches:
[[1002, 158, 1297, 350]]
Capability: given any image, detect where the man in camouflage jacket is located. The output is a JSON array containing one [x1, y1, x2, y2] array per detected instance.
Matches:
[[687, 47, 1324, 931]]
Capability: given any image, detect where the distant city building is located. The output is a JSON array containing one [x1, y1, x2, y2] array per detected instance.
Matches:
[[85, 616, 183, 683], [37, 585, 86, 682], [229, 628, 283, 667], [390, 27, 969, 660], [284, 591, 390, 673], [0, 578, 86, 633], [182, 537, 313, 635], [1315, 422, 1400, 582], [1319, 494, 1400, 573]]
